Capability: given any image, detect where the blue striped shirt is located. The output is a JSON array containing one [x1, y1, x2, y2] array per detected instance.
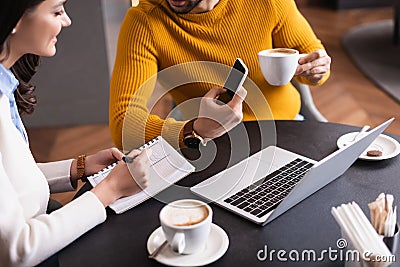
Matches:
[[0, 63, 28, 143]]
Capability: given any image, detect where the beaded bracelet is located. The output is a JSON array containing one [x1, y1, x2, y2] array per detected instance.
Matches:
[[77, 154, 86, 181]]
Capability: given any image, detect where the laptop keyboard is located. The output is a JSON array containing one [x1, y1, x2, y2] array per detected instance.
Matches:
[[223, 158, 314, 218]]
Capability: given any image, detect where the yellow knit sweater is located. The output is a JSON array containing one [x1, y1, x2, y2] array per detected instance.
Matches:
[[110, 0, 329, 150]]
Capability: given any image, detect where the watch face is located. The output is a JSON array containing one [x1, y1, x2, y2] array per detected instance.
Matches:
[[184, 136, 201, 148]]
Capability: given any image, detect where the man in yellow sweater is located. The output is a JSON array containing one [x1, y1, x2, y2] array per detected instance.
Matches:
[[110, 0, 331, 150]]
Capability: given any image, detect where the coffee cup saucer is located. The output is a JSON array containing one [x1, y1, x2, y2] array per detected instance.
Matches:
[[147, 223, 229, 266], [337, 132, 400, 161]]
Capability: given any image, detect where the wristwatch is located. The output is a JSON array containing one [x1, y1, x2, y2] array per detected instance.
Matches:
[[183, 119, 206, 148]]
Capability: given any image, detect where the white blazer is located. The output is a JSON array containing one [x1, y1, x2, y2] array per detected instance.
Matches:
[[0, 94, 106, 267]]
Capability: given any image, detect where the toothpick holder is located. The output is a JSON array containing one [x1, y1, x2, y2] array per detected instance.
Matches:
[[342, 225, 398, 267], [382, 223, 399, 254]]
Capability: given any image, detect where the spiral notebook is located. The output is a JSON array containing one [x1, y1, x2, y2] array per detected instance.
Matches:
[[86, 136, 195, 214]]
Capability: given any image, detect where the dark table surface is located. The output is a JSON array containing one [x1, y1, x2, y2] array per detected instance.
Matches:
[[58, 120, 400, 267], [394, 0, 399, 45]]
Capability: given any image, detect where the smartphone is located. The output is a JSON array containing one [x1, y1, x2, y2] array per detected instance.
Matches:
[[218, 58, 248, 104]]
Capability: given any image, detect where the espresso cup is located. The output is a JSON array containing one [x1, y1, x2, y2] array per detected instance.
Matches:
[[258, 48, 304, 86], [159, 199, 212, 255]]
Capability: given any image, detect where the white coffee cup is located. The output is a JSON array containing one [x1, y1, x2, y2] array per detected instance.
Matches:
[[258, 48, 305, 86], [159, 199, 212, 254]]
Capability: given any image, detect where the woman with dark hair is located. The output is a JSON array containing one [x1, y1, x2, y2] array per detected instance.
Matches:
[[0, 1, 150, 266]]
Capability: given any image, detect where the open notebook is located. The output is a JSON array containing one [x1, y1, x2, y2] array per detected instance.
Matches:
[[86, 136, 195, 214]]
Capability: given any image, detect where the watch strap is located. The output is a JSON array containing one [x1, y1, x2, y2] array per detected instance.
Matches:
[[183, 119, 196, 138], [183, 119, 207, 148]]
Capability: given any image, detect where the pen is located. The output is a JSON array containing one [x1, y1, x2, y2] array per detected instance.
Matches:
[[122, 155, 136, 164], [123, 148, 150, 164]]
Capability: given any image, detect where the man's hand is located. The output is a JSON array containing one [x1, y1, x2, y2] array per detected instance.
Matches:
[[295, 49, 331, 84], [193, 86, 247, 139]]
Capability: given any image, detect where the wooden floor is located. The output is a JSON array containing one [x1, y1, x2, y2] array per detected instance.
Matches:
[[299, 4, 400, 134], [27, 4, 400, 205]]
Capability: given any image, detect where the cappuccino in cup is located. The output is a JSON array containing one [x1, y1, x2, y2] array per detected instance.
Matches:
[[162, 200, 209, 227], [265, 48, 298, 56], [160, 199, 212, 254], [258, 48, 305, 86]]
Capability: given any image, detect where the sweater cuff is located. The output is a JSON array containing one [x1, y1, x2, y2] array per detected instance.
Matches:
[[47, 191, 107, 253], [37, 159, 76, 193], [161, 118, 187, 149], [59, 191, 107, 227]]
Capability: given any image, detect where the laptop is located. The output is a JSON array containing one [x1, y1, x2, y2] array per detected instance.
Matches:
[[190, 118, 394, 226]]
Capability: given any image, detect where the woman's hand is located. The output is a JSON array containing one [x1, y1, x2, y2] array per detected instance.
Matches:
[[70, 148, 124, 184], [85, 148, 124, 176], [91, 149, 151, 207], [295, 49, 331, 84]]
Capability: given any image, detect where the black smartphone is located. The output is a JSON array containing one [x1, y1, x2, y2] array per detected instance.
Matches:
[[218, 58, 248, 104]]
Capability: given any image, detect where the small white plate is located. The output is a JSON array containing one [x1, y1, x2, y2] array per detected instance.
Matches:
[[147, 223, 229, 267], [337, 132, 400, 161]]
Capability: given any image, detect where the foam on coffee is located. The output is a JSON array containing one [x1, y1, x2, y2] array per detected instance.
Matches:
[[163, 201, 209, 227], [266, 48, 297, 57]]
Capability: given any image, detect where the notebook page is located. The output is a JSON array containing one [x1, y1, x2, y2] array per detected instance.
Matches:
[[86, 136, 195, 213]]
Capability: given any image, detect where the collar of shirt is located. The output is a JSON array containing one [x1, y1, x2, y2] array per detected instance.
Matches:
[[0, 63, 19, 97], [0, 63, 28, 144]]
